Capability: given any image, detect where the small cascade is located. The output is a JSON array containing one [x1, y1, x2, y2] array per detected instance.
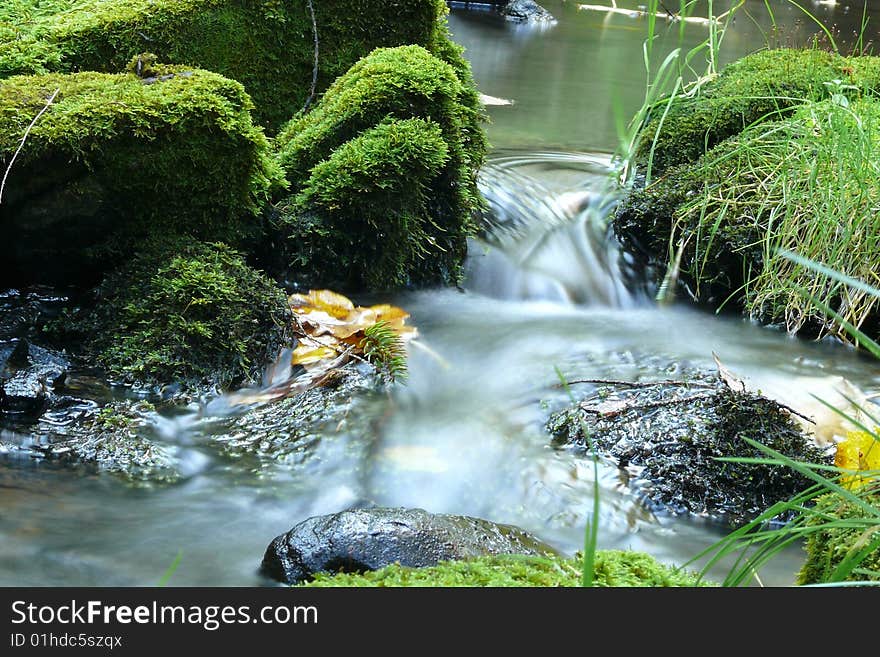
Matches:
[[465, 150, 644, 307]]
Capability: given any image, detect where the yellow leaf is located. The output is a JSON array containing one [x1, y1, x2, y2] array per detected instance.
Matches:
[[291, 345, 339, 367], [835, 430, 880, 489], [289, 289, 355, 319]]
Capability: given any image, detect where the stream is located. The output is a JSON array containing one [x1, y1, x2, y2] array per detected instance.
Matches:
[[2, 0, 880, 586]]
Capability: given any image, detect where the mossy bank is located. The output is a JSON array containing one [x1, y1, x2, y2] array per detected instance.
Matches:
[[616, 48, 880, 342]]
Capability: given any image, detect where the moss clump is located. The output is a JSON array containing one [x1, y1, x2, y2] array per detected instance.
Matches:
[[69, 238, 291, 390], [282, 117, 451, 290], [0, 68, 282, 285], [273, 45, 487, 291], [0, 0, 464, 132], [301, 551, 712, 587], [797, 489, 880, 585], [635, 49, 869, 175]]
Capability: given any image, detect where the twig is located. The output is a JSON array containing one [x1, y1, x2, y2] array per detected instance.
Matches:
[[0, 88, 60, 205], [556, 378, 716, 389], [301, 0, 319, 113], [580, 393, 716, 419], [771, 401, 816, 426]]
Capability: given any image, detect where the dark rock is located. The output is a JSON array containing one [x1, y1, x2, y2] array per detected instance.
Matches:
[[0, 400, 180, 483], [501, 0, 555, 22], [261, 507, 558, 584], [2, 371, 49, 415], [212, 362, 379, 469], [547, 363, 832, 524], [0, 340, 69, 417]]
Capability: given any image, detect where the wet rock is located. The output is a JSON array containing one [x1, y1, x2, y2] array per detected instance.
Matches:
[[0, 340, 69, 417], [212, 363, 380, 467], [501, 0, 555, 23], [1, 400, 180, 483], [261, 507, 558, 584], [547, 363, 832, 523]]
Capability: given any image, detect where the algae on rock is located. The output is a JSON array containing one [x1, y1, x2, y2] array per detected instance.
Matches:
[[63, 239, 291, 391], [302, 550, 712, 587]]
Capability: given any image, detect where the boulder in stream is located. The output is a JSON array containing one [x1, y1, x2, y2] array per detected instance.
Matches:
[[548, 362, 832, 523], [0, 68, 282, 286], [261, 507, 558, 584]]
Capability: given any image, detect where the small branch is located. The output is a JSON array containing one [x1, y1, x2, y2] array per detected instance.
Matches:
[[772, 401, 816, 426], [0, 88, 60, 205], [556, 378, 716, 390], [580, 393, 716, 419], [301, 0, 319, 113]]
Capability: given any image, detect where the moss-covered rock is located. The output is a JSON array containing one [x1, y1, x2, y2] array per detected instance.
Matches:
[[63, 238, 291, 390], [0, 68, 282, 285], [0, 0, 466, 132], [635, 49, 872, 176], [797, 489, 880, 585], [301, 550, 712, 587], [548, 371, 831, 523], [273, 45, 487, 291], [616, 95, 880, 337]]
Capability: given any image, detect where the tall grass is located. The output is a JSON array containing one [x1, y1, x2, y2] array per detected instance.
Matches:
[[674, 95, 880, 339], [685, 257, 880, 586]]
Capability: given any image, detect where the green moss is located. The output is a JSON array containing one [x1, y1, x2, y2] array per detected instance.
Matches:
[[0, 68, 282, 284], [284, 117, 452, 290], [797, 490, 880, 585], [300, 550, 713, 587], [0, 0, 465, 132], [274, 45, 487, 291], [635, 49, 877, 175], [71, 238, 291, 390]]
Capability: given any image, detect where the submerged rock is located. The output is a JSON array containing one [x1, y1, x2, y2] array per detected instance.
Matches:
[[501, 0, 555, 23], [548, 365, 831, 523], [261, 507, 557, 584], [214, 362, 380, 466], [1, 400, 181, 483]]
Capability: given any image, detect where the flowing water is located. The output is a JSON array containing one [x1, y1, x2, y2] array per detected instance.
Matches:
[[3, 0, 880, 586]]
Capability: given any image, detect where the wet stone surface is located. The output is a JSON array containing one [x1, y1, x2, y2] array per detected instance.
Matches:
[[547, 355, 832, 523], [1, 400, 180, 483], [210, 363, 381, 466]]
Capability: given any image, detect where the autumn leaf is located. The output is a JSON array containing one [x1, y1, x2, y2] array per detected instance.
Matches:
[[288, 289, 417, 378], [835, 429, 880, 489]]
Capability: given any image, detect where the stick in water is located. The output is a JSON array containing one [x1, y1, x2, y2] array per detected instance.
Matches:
[[0, 87, 60, 205]]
